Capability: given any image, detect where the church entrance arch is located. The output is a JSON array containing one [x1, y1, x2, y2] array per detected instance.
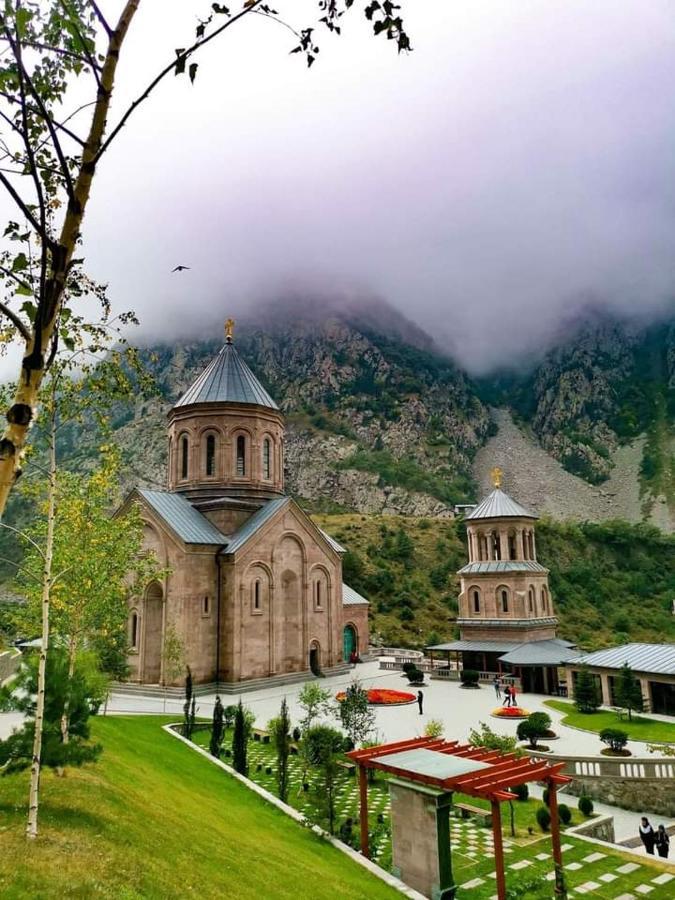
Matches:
[[143, 581, 163, 684], [343, 624, 357, 662], [309, 641, 322, 676]]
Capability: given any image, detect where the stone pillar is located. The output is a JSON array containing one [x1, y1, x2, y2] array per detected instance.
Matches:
[[600, 673, 612, 706], [389, 778, 455, 900], [640, 677, 651, 711], [516, 529, 525, 560], [499, 529, 509, 561]]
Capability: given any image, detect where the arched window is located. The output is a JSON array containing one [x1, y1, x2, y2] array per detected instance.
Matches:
[[262, 438, 271, 480], [205, 434, 216, 476], [180, 435, 189, 480], [500, 589, 509, 613], [508, 531, 517, 560], [472, 589, 480, 613], [236, 435, 246, 477], [541, 586, 548, 613], [316, 580, 322, 609], [490, 530, 501, 560], [528, 586, 535, 613], [130, 611, 138, 649], [253, 579, 261, 612]]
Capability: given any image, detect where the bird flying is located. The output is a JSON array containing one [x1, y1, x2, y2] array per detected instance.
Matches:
[[171, 265, 191, 272]]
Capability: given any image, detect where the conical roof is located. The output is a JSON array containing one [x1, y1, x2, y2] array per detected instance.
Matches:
[[174, 340, 278, 410], [465, 488, 537, 521]]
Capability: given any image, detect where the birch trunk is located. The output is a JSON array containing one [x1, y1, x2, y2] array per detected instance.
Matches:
[[0, 1, 142, 519], [26, 402, 57, 840], [59, 637, 77, 747]]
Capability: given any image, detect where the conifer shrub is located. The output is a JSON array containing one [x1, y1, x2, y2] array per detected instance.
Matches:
[[513, 783, 529, 802], [536, 806, 551, 832], [460, 669, 480, 687], [558, 804, 572, 825], [578, 795, 594, 816]]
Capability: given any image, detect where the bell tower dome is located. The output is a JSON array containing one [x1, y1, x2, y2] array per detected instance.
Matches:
[[167, 320, 285, 505]]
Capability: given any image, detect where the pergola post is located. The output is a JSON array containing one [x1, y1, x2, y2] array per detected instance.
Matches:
[[491, 799, 507, 900], [358, 763, 370, 859], [547, 780, 566, 897]]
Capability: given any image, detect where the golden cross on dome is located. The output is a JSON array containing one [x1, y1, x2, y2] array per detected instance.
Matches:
[[225, 318, 235, 343], [490, 466, 503, 489]]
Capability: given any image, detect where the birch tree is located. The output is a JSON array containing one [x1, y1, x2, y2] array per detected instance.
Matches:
[[0, 1, 410, 518]]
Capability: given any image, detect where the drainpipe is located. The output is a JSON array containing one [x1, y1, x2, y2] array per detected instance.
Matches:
[[215, 553, 222, 689]]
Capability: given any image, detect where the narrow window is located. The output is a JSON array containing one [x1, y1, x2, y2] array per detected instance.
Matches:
[[528, 588, 534, 613], [130, 612, 138, 649], [501, 590, 509, 613], [472, 590, 480, 613], [181, 435, 189, 479], [206, 434, 216, 476], [508, 532, 517, 560], [254, 580, 261, 611], [263, 438, 271, 480], [203, 595, 210, 616], [236, 435, 246, 477], [541, 587, 547, 613], [316, 580, 322, 609]]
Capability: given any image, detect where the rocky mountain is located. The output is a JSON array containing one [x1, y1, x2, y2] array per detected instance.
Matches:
[[62, 298, 675, 529]]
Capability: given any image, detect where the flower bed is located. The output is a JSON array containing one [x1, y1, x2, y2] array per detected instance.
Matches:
[[491, 706, 531, 719], [335, 688, 416, 706]]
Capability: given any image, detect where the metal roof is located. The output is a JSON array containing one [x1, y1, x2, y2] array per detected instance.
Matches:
[[567, 643, 675, 676], [220, 497, 290, 555], [427, 640, 520, 653], [458, 561, 548, 575], [465, 488, 537, 521], [381, 748, 489, 780], [138, 489, 226, 545], [320, 529, 346, 554], [498, 640, 579, 667], [342, 583, 369, 606], [174, 341, 279, 410]]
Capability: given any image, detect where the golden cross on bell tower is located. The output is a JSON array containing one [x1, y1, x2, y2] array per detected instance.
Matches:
[[225, 318, 235, 343], [490, 466, 503, 489]]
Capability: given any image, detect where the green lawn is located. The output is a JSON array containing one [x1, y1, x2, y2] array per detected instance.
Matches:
[[0, 716, 400, 899], [544, 700, 675, 744]]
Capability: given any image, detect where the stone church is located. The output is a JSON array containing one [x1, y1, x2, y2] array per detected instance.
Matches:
[[430, 470, 577, 693], [120, 323, 368, 688]]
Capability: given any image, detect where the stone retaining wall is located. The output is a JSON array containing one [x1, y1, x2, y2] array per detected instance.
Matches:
[[565, 777, 675, 818], [567, 814, 615, 844]]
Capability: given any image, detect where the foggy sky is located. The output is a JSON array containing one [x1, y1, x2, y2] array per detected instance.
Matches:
[[31, 2, 675, 370]]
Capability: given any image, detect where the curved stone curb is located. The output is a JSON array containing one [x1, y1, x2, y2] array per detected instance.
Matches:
[[163, 724, 426, 900]]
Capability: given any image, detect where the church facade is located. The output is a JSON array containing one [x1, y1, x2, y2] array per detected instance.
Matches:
[[120, 324, 368, 688]]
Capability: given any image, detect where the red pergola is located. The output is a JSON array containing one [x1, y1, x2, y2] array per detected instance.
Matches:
[[348, 737, 571, 900]]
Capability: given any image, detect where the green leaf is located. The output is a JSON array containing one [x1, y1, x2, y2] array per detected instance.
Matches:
[[16, 283, 33, 298], [11, 252, 28, 273]]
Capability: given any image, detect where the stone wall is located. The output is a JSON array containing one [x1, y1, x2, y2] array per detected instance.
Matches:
[[568, 814, 615, 844], [565, 777, 675, 818]]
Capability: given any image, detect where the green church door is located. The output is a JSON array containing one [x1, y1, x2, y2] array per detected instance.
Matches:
[[343, 625, 356, 661]]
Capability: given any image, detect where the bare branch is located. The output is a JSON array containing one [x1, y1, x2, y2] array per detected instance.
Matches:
[[0, 521, 46, 561], [98, 1, 263, 160], [0, 291, 31, 343], [88, 1, 112, 38], [0, 171, 45, 237], [0, 37, 102, 71]]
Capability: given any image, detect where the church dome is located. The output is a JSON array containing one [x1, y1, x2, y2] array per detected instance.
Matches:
[[465, 488, 537, 521], [174, 337, 278, 411]]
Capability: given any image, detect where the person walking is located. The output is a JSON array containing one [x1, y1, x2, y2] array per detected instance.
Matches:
[[417, 690, 424, 715], [655, 824, 670, 859], [639, 817, 656, 855], [493, 675, 501, 698], [502, 685, 512, 707], [510, 684, 518, 708]]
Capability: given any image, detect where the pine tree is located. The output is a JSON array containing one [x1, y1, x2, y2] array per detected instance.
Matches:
[[574, 665, 601, 714], [210, 696, 224, 758], [273, 698, 291, 803], [232, 700, 249, 776], [614, 663, 644, 721]]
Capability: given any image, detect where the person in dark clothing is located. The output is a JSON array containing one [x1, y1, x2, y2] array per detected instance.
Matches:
[[502, 685, 512, 706], [639, 817, 656, 855], [493, 676, 501, 698], [417, 690, 424, 715], [656, 824, 670, 859]]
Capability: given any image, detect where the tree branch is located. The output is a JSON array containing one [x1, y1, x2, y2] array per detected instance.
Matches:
[[0, 171, 45, 237], [97, 1, 263, 161], [0, 300, 30, 343], [88, 1, 112, 38], [58, 1, 102, 89]]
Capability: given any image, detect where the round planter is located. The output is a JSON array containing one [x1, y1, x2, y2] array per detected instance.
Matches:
[[336, 688, 416, 706], [460, 683, 481, 689], [491, 706, 531, 720], [601, 748, 632, 757]]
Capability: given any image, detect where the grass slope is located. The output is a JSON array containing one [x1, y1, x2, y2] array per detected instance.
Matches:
[[313, 514, 675, 650], [0, 716, 399, 900], [545, 700, 675, 744]]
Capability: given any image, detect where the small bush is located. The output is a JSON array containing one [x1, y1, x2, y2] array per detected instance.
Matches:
[[424, 719, 444, 739], [402, 662, 417, 676], [578, 795, 594, 816], [405, 667, 425, 685], [513, 783, 529, 802], [536, 805, 551, 832], [600, 728, 628, 753], [460, 669, 480, 687], [558, 804, 572, 825]]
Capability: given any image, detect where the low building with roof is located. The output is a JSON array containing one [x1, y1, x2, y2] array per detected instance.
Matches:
[[118, 321, 368, 688], [566, 643, 675, 715], [428, 468, 575, 694]]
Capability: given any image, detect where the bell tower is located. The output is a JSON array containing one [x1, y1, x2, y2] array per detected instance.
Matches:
[[457, 469, 557, 643], [167, 320, 285, 511]]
